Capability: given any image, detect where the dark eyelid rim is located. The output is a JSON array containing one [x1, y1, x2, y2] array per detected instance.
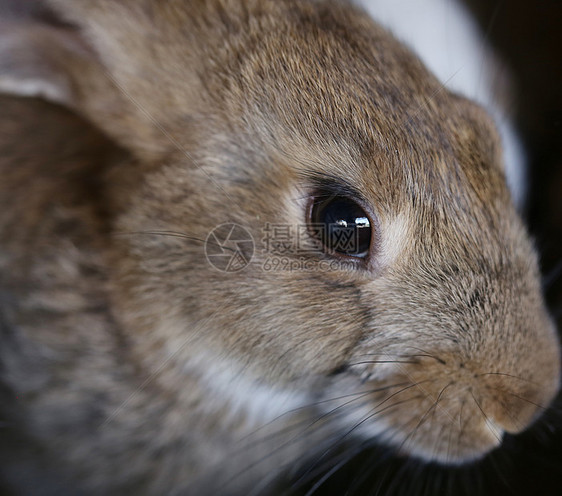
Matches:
[[297, 170, 370, 206]]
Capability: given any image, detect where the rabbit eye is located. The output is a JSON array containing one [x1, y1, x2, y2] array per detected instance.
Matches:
[[310, 196, 372, 257]]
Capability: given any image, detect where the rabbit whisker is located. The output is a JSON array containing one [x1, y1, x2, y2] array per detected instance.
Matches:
[[486, 386, 550, 411], [113, 230, 239, 252], [470, 391, 503, 445], [396, 382, 453, 458], [238, 381, 410, 444], [290, 386, 428, 488], [261, 395, 416, 494], [229, 384, 411, 486], [347, 360, 420, 366], [299, 442, 370, 496], [476, 371, 539, 386]]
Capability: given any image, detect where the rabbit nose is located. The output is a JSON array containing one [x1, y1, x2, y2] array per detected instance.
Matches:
[[483, 387, 542, 434], [480, 372, 560, 434]]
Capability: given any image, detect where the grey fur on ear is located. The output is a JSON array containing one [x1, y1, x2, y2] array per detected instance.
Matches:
[[0, 10, 175, 160], [0, 22, 78, 105]]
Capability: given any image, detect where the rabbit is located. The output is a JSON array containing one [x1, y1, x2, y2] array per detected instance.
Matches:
[[0, 0, 560, 494]]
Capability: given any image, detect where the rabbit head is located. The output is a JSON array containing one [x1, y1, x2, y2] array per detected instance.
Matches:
[[0, 0, 559, 491]]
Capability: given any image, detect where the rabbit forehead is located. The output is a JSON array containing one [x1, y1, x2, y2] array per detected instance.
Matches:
[[203, 3, 511, 222]]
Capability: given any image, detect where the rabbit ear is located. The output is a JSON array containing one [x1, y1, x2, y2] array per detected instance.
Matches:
[[0, 22, 75, 106], [45, 0, 213, 158], [0, 2, 197, 160]]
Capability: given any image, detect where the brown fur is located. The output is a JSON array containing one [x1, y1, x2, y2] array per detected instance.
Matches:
[[0, 0, 560, 494]]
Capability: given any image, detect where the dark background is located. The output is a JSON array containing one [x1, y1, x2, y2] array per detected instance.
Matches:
[[468, 0, 562, 493]]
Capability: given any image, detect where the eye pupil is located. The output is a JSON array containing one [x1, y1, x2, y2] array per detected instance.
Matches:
[[310, 196, 372, 257]]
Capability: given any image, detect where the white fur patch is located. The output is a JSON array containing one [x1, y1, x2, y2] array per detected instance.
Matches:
[[203, 363, 307, 426], [177, 344, 309, 427], [0, 76, 70, 104], [378, 213, 411, 268]]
